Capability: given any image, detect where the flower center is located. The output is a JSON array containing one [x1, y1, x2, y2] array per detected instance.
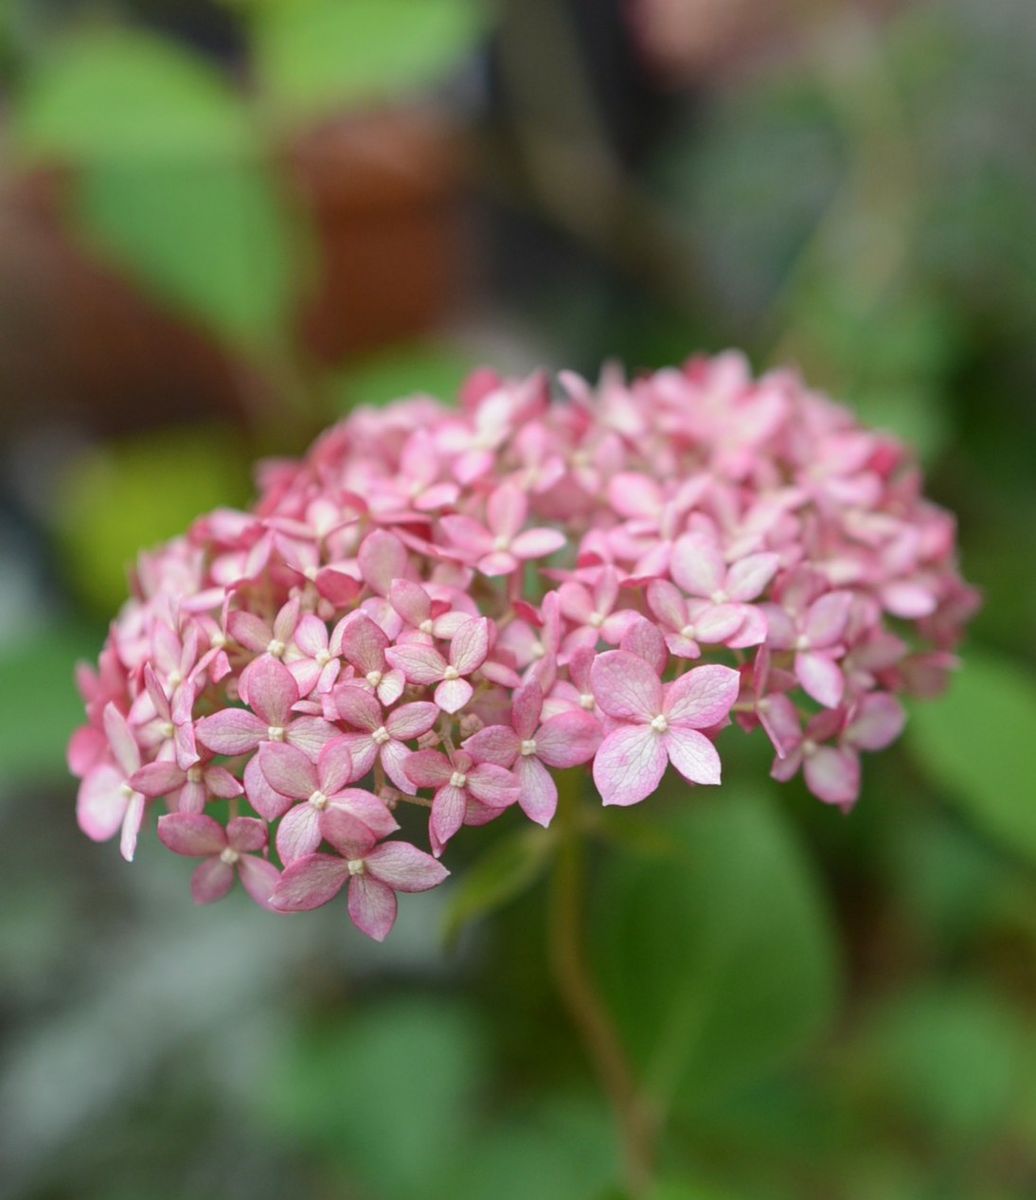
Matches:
[[520, 738, 538, 757], [315, 649, 331, 666], [449, 771, 467, 789], [588, 611, 605, 629], [802, 739, 818, 757], [210, 632, 227, 649], [160, 721, 175, 739], [795, 634, 810, 651], [680, 623, 697, 640], [119, 781, 136, 799], [220, 847, 240, 865], [443, 665, 460, 681], [347, 858, 366, 876], [709, 590, 729, 605], [650, 714, 669, 735], [304, 565, 320, 582], [308, 790, 329, 810], [267, 638, 286, 658], [372, 726, 391, 746], [168, 669, 183, 689], [187, 766, 203, 784], [579, 692, 595, 710], [366, 670, 383, 687], [492, 535, 510, 552], [419, 619, 434, 635], [267, 726, 286, 742]]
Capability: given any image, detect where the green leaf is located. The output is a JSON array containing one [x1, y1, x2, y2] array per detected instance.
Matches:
[[75, 159, 295, 345], [0, 623, 102, 784], [443, 827, 554, 944], [11, 28, 256, 161], [253, 0, 484, 122], [909, 650, 1036, 865], [594, 789, 839, 1114], [53, 427, 250, 616]]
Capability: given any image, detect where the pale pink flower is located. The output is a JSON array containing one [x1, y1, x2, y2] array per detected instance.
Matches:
[[337, 611, 405, 705], [76, 703, 147, 861], [131, 756, 242, 814], [558, 566, 640, 654], [441, 484, 565, 576], [386, 617, 490, 714], [157, 813, 280, 907], [764, 588, 854, 709], [590, 652, 739, 806], [462, 681, 602, 825], [333, 684, 439, 793], [404, 747, 519, 855], [271, 831, 449, 941], [669, 532, 778, 648]]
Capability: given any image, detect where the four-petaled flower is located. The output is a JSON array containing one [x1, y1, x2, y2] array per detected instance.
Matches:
[[157, 813, 280, 907], [442, 483, 566, 576], [386, 617, 490, 714], [404, 748, 519, 855]]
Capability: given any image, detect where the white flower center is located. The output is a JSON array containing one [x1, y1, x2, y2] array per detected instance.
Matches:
[[520, 739, 538, 757], [419, 618, 434, 634], [366, 670, 383, 686], [220, 847, 240, 865], [756, 698, 771, 714], [710, 590, 729, 605], [267, 638, 286, 658], [304, 565, 320, 582], [267, 726, 286, 742], [450, 771, 467, 789], [372, 726, 391, 745], [315, 649, 331, 666], [680, 623, 697, 640], [347, 858, 366, 876], [210, 632, 227, 649], [119, 782, 136, 799], [588, 611, 605, 629], [160, 721, 175, 739], [443, 665, 460, 681], [187, 766, 204, 784], [308, 790, 329, 810], [492, 535, 510, 552], [795, 634, 810, 651], [802, 739, 818, 757], [168, 670, 183, 689], [579, 693, 595, 710], [650, 714, 669, 735]]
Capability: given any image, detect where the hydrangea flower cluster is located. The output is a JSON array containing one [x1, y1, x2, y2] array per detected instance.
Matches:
[[68, 353, 978, 940]]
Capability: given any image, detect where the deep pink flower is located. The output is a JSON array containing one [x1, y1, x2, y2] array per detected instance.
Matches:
[[157, 813, 280, 907], [404, 748, 519, 855], [386, 617, 490, 713], [590, 652, 739, 806], [333, 685, 439, 793]]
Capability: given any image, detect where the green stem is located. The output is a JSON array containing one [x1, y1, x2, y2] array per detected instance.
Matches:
[[548, 773, 657, 1198]]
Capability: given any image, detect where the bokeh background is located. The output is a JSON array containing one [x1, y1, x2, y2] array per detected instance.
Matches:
[[1, 1, 1035, 1197]]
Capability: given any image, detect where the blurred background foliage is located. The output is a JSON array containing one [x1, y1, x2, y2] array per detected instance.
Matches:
[[1, 1, 1035, 1197]]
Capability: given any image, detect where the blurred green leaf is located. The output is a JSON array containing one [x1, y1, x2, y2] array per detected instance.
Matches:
[[910, 650, 1036, 865], [12, 29, 255, 161], [54, 428, 250, 616], [847, 985, 1025, 1143], [262, 997, 485, 1200], [594, 790, 839, 1114], [332, 341, 473, 411], [253, 0, 484, 122], [444, 826, 554, 944], [0, 623, 100, 783], [76, 159, 295, 344]]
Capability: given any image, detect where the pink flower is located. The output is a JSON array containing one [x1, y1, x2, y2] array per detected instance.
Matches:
[[669, 531, 778, 648], [764, 587, 854, 709], [76, 703, 147, 861], [558, 566, 640, 654], [333, 685, 439, 793], [463, 680, 602, 825], [271, 833, 449, 941], [590, 652, 739, 806], [257, 738, 398, 863], [386, 617, 490, 714], [337, 611, 405, 705], [404, 748, 519, 855], [157, 813, 280, 907], [131, 756, 242, 815], [441, 484, 565, 576]]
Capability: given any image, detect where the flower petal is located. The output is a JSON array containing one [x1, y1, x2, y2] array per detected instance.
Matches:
[[191, 857, 235, 904], [237, 855, 281, 909], [450, 617, 490, 674], [670, 533, 725, 598], [514, 755, 558, 826], [348, 874, 398, 941], [534, 710, 603, 768], [258, 742, 317, 801], [796, 651, 845, 709], [158, 812, 227, 857], [271, 853, 350, 911], [592, 725, 667, 806], [276, 802, 323, 865], [435, 677, 473, 714], [589, 650, 662, 722], [663, 664, 740, 728], [663, 726, 722, 786], [366, 841, 450, 892], [76, 764, 127, 842], [240, 656, 299, 726], [196, 708, 265, 756]]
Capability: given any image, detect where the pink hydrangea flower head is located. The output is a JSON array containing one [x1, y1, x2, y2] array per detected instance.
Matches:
[[67, 353, 977, 939]]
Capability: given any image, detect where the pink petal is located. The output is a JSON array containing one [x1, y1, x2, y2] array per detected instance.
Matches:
[[726, 605, 768, 649], [336, 732, 379, 780], [449, 617, 490, 674], [237, 855, 281, 909], [463, 724, 520, 767], [488, 483, 527, 540], [435, 677, 474, 713], [535, 710, 603, 768], [441, 514, 494, 556], [477, 550, 519, 576], [329, 789, 399, 840], [726, 553, 779, 602], [381, 739, 417, 794], [377, 670, 406, 706], [348, 874, 398, 941], [240, 655, 299, 725], [276, 803, 323, 865], [511, 681, 544, 740], [196, 708, 265, 756], [694, 604, 745, 643], [796, 652, 845, 709], [431, 784, 467, 854], [76, 764, 128, 842], [103, 703, 141, 777], [294, 613, 329, 657], [358, 529, 407, 595], [384, 701, 439, 740], [663, 664, 740, 729], [340, 612, 389, 674], [228, 816, 267, 853], [619, 619, 668, 676], [804, 747, 860, 808], [514, 755, 558, 826], [385, 641, 447, 685], [158, 812, 227, 857], [404, 749, 453, 789], [846, 693, 906, 751], [119, 791, 146, 862], [804, 592, 853, 647], [320, 805, 381, 858], [333, 684, 381, 731], [205, 765, 244, 800], [663, 726, 722, 786], [670, 533, 725, 598], [389, 578, 431, 626], [646, 579, 687, 630], [467, 763, 520, 808], [228, 610, 271, 654], [590, 650, 662, 722], [366, 841, 450, 891], [592, 725, 668, 807], [317, 736, 356, 794], [285, 716, 339, 758], [131, 760, 185, 799], [245, 753, 293, 821], [191, 857, 235, 904], [511, 528, 566, 560], [258, 742, 317, 801], [271, 853, 350, 911]]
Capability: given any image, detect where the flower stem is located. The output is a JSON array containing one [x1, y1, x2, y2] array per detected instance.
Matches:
[[548, 773, 656, 1197]]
